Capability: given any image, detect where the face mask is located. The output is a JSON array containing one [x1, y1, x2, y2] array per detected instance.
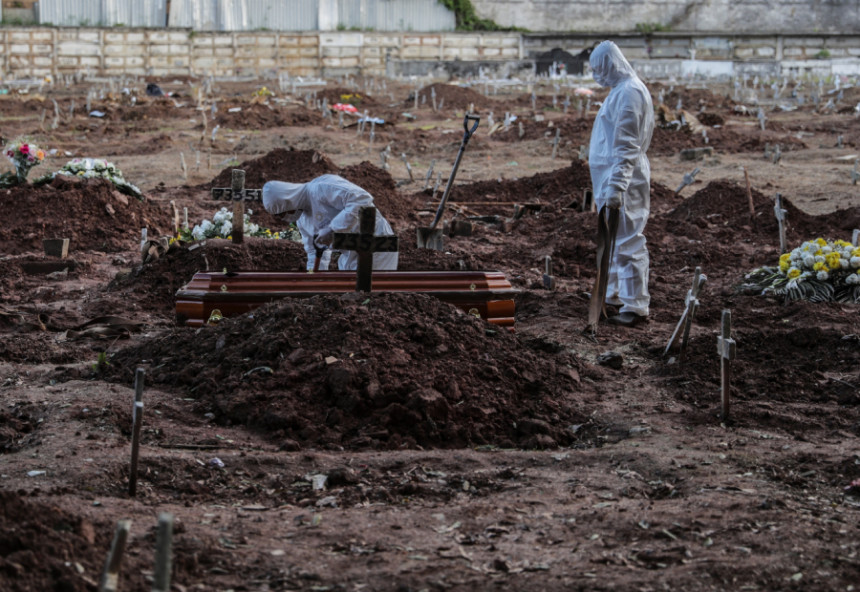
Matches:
[[283, 209, 302, 223]]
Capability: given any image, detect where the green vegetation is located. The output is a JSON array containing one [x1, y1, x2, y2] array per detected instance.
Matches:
[[815, 49, 831, 59], [438, 0, 527, 32], [92, 351, 110, 375], [635, 22, 672, 35]]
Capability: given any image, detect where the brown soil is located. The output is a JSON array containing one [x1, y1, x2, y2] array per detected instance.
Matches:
[[0, 75, 859, 592]]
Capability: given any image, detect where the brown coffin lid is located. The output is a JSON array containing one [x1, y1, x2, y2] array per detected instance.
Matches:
[[175, 270, 518, 328]]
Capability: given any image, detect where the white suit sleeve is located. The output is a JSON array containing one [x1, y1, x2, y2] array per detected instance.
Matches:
[[321, 186, 373, 232], [608, 88, 649, 195]]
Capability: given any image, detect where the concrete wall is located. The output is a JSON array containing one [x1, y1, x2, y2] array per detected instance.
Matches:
[[0, 27, 858, 80], [471, 0, 860, 34]]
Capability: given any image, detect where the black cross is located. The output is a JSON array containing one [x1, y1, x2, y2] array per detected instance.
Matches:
[[332, 206, 398, 292]]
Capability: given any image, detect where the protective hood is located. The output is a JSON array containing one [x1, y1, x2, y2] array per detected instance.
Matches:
[[262, 181, 310, 222], [589, 40, 637, 88]]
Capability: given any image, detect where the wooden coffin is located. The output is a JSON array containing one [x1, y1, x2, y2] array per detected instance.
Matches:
[[175, 270, 518, 328]]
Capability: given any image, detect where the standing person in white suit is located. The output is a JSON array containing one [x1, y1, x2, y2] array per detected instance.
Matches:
[[588, 40, 655, 327], [262, 174, 399, 271]]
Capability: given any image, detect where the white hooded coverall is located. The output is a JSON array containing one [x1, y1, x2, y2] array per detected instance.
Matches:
[[588, 40, 655, 317], [262, 174, 399, 271]]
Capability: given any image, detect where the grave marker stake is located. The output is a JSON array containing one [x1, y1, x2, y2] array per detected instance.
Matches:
[[743, 166, 756, 223], [99, 520, 131, 592], [129, 368, 145, 497], [675, 167, 701, 195], [664, 266, 707, 359], [774, 193, 787, 253], [230, 169, 245, 244], [680, 270, 708, 362], [332, 206, 399, 292], [423, 160, 435, 190], [551, 128, 561, 159], [402, 153, 414, 182], [152, 513, 174, 592], [542, 255, 556, 290], [717, 310, 736, 421], [852, 160, 859, 186]]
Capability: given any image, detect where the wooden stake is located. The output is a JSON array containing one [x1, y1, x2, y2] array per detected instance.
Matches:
[[774, 193, 787, 253], [152, 513, 174, 592], [542, 255, 556, 290], [129, 368, 145, 497], [98, 520, 131, 592], [551, 128, 561, 159], [402, 153, 414, 182], [423, 160, 435, 190], [717, 310, 736, 421], [170, 201, 180, 234], [231, 169, 245, 244], [743, 166, 755, 223], [680, 268, 707, 361]]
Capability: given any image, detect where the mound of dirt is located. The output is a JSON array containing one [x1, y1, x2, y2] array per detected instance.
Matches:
[[338, 161, 421, 223], [407, 83, 492, 112], [0, 176, 173, 255], [109, 238, 308, 316], [317, 87, 381, 109], [0, 491, 111, 592], [428, 159, 593, 206], [215, 103, 324, 129], [661, 179, 860, 244], [490, 116, 592, 143], [208, 148, 339, 189], [106, 292, 591, 451]]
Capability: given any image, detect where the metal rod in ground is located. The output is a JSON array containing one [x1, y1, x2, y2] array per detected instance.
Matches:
[[129, 367, 145, 496], [717, 309, 736, 421], [99, 520, 131, 592], [151, 513, 174, 592]]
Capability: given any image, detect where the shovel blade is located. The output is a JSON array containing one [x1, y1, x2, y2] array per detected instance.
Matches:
[[416, 227, 444, 250]]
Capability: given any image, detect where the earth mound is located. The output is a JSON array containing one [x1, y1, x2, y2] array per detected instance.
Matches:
[[106, 292, 591, 451], [208, 148, 339, 189], [0, 175, 173, 255], [407, 83, 491, 111]]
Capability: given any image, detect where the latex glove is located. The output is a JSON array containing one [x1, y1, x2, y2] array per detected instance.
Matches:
[[606, 191, 623, 209], [315, 227, 333, 247]]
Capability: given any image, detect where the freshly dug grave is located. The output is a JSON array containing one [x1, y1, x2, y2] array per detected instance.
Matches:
[[106, 292, 592, 451], [0, 176, 173, 255]]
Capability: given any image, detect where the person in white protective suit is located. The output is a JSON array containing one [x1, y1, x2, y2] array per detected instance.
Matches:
[[262, 174, 399, 271], [588, 40, 655, 327]]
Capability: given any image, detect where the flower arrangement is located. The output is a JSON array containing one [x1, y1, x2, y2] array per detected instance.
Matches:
[[1, 137, 46, 186], [35, 158, 143, 199], [743, 237, 860, 303], [177, 207, 302, 243]]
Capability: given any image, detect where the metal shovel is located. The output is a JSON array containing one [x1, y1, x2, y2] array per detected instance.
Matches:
[[417, 114, 480, 250]]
